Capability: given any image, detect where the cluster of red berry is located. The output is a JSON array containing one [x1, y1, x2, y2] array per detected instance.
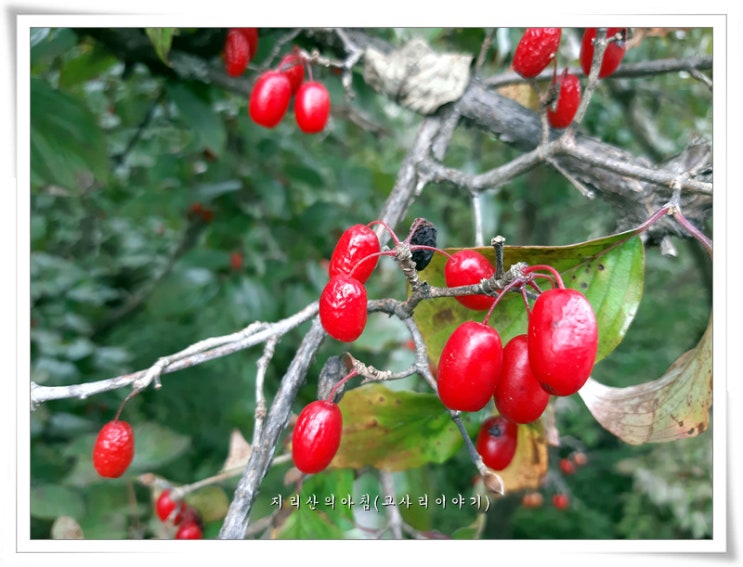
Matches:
[[512, 27, 627, 129], [223, 29, 331, 133], [155, 489, 204, 539], [521, 451, 589, 510]]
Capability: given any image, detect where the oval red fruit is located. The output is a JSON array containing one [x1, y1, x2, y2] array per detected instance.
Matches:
[[547, 70, 581, 129], [237, 28, 259, 63], [292, 400, 343, 474], [328, 224, 380, 283], [279, 52, 305, 95], [175, 521, 203, 539], [552, 493, 570, 510], [92, 420, 135, 478], [294, 81, 331, 134], [249, 71, 292, 128], [224, 28, 251, 77], [475, 415, 518, 471], [444, 250, 496, 311], [155, 489, 184, 524], [319, 274, 367, 342], [437, 321, 503, 412], [580, 28, 627, 79], [528, 287, 598, 396], [494, 334, 551, 424], [512, 27, 562, 78]]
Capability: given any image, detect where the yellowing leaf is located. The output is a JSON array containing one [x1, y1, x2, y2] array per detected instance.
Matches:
[[579, 316, 712, 445]]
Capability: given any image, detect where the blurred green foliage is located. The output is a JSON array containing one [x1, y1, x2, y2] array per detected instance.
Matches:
[[29, 27, 713, 540]]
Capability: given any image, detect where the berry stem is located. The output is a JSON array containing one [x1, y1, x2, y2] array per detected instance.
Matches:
[[367, 219, 402, 245], [114, 389, 139, 421], [409, 244, 453, 261], [523, 264, 565, 288], [326, 369, 359, 403], [348, 249, 397, 279]]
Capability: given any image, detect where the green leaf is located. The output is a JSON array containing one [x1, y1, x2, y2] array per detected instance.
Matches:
[[30, 77, 110, 190], [128, 421, 191, 470], [579, 315, 713, 445], [330, 383, 465, 471], [31, 484, 86, 520], [146, 28, 175, 65], [412, 230, 645, 370], [166, 80, 225, 155]]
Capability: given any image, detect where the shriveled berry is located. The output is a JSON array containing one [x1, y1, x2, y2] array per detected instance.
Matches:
[[292, 400, 343, 474], [224, 28, 251, 77], [249, 70, 292, 128], [437, 321, 503, 412], [494, 334, 551, 424], [156, 489, 184, 524], [528, 287, 598, 396], [580, 28, 627, 79], [409, 218, 437, 271], [547, 70, 581, 129], [92, 420, 134, 478], [475, 415, 518, 471], [444, 250, 496, 311], [319, 274, 367, 342], [175, 521, 203, 539], [328, 224, 380, 283], [512, 28, 562, 78], [294, 81, 331, 134]]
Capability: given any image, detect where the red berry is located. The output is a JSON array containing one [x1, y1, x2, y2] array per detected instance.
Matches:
[[494, 334, 551, 424], [437, 321, 503, 412], [552, 493, 570, 510], [547, 70, 581, 129], [237, 28, 259, 63], [175, 521, 203, 539], [155, 489, 184, 524], [230, 251, 243, 271], [249, 71, 292, 128], [278, 52, 305, 95], [328, 224, 380, 284], [292, 400, 343, 474], [512, 27, 562, 78], [224, 28, 250, 77], [319, 274, 367, 342], [521, 491, 544, 508], [444, 250, 496, 311], [92, 420, 135, 478], [475, 415, 518, 471], [294, 81, 331, 134], [572, 451, 588, 467], [528, 287, 598, 396], [559, 458, 576, 475], [580, 28, 627, 79]]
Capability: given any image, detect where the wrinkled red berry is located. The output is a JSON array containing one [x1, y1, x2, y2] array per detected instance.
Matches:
[[294, 81, 331, 134], [224, 28, 251, 77], [547, 70, 581, 129], [475, 415, 518, 471], [328, 224, 380, 284], [319, 274, 367, 342], [580, 28, 627, 79], [494, 334, 551, 424], [512, 28, 562, 78], [444, 250, 496, 311], [92, 420, 135, 478], [528, 287, 598, 396], [292, 400, 343, 474], [437, 321, 503, 412]]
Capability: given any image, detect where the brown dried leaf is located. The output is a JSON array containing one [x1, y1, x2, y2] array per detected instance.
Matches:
[[221, 428, 252, 471], [497, 422, 549, 492], [579, 316, 712, 445]]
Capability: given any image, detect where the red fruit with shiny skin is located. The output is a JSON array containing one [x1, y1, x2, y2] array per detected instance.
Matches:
[[328, 224, 380, 283], [156, 489, 184, 524], [294, 81, 331, 134], [475, 415, 519, 471], [292, 400, 343, 474], [437, 321, 503, 412], [494, 334, 551, 424], [175, 521, 203, 539], [92, 420, 135, 478], [580, 28, 627, 78], [224, 28, 251, 77], [249, 71, 292, 128], [237, 28, 259, 63], [547, 70, 581, 129], [279, 52, 305, 94], [444, 250, 496, 311], [528, 287, 598, 396], [319, 274, 367, 342], [512, 27, 562, 78]]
